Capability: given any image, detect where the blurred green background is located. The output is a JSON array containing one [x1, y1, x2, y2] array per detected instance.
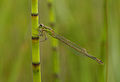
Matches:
[[0, 0, 120, 82]]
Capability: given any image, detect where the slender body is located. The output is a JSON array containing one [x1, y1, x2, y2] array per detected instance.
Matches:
[[39, 24, 103, 64]]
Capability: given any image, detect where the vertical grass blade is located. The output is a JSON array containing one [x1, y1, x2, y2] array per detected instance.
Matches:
[[48, 0, 60, 81], [104, 0, 108, 82], [31, 0, 41, 82]]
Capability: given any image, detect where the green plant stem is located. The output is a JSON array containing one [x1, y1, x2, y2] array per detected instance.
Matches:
[[48, 0, 60, 81], [31, 0, 41, 82], [104, 0, 108, 82]]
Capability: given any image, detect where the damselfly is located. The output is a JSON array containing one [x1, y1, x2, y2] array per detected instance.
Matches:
[[35, 24, 104, 64]]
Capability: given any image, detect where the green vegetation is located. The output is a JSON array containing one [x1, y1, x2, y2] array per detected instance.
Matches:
[[47, 0, 60, 82], [0, 0, 120, 82], [31, 0, 41, 82]]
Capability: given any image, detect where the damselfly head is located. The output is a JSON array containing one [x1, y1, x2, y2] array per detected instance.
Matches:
[[40, 24, 44, 27]]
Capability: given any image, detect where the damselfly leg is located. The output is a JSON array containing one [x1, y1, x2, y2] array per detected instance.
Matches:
[[32, 26, 48, 42]]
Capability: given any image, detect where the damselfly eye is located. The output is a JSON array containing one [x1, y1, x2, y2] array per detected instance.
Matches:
[[40, 24, 44, 27]]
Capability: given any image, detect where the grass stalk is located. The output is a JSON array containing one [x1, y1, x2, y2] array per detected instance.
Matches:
[[31, 0, 41, 82], [48, 0, 60, 81], [104, 0, 108, 82]]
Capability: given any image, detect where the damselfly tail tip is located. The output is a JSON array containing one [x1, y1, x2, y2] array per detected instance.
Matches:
[[96, 58, 104, 65]]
